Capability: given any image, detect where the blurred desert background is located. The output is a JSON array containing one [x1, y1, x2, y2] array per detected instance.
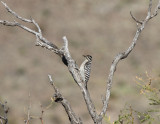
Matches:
[[0, 0, 160, 124]]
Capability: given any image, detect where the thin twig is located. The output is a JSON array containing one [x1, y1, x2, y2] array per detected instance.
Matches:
[[0, 1, 93, 123], [27, 93, 31, 124], [130, 11, 143, 24], [0, 1, 59, 54], [39, 104, 44, 124], [1, 1, 32, 23], [0, 0, 160, 123], [148, 0, 152, 17], [24, 92, 31, 124]]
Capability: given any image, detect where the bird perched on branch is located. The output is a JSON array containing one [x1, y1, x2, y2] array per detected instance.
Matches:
[[80, 55, 92, 86]]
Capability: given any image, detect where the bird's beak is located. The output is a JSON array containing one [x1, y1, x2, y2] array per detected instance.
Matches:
[[83, 55, 86, 57]]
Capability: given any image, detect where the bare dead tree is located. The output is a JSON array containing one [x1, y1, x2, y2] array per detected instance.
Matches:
[[0, 0, 160, 124]]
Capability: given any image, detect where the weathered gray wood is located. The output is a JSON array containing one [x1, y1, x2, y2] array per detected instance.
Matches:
[[0, 0, 160, 123]]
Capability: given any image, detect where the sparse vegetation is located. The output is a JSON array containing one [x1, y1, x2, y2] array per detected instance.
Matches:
[[0, 0, 160, 124], [113, 72, 160, 124]]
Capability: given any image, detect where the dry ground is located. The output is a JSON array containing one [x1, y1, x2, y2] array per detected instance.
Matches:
[[0, 0, 160, 124]]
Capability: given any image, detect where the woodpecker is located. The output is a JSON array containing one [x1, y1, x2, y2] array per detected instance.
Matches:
[[79, 55, 92, 85]]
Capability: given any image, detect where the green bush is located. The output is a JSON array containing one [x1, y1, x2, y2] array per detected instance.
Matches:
[[106, 72, 160, 124]]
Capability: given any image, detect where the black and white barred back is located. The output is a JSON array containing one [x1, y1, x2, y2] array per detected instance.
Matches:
[[83, 55, 92, 83]]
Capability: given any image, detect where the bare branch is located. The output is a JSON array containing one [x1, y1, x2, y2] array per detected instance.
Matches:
[[48, 75, 82, 124], [24, 93, 32, 124], [58, 37, 99, 123], [0, 1, 59, 55], [1, 1, 160, 124], [98, 0, 160, 120], [148, 0, 152, 17], [48, 75, 59, 93], [130, 11, 143, 24], [62, 36, 69, 53], [0, 2, 96, 123], [39, 104, 44, 124], [1, 1, 32, 23], [150, 0, 160, 19], [61, 36, 72, 59]]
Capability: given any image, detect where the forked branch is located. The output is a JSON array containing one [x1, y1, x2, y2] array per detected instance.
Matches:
[[0, 1, 96, 123], [48, 75, 82, 124], [0, 0, 160, 124], [98, 0, 160, 121], [0, 1, 59, 54]]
